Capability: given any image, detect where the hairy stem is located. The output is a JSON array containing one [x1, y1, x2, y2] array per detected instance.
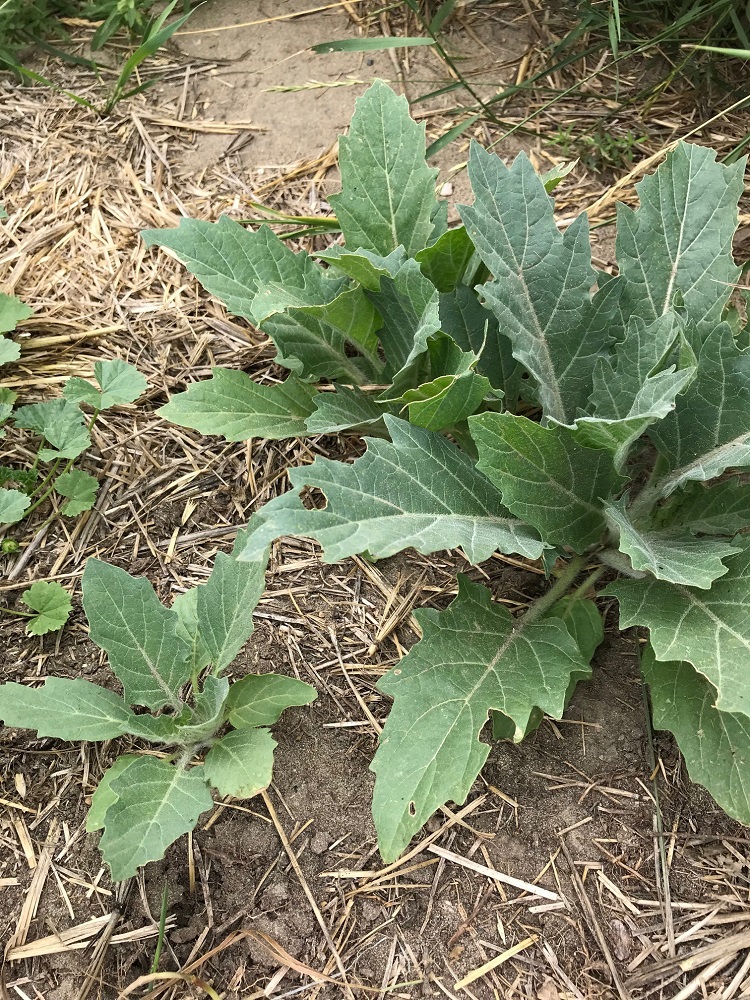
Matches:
[[519, 553, 587, 626], [627, 452, 669, 522]]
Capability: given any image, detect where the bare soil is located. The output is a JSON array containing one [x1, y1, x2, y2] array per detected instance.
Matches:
[[2, 3, 750, 999]]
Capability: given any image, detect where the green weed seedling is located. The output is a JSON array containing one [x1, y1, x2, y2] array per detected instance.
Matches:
[[1, 290, 147, 633], [0, 540, 317, 879], [144, 81, 750, 862]]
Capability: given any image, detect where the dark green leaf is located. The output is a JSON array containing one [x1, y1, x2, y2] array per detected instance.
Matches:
[[471, 411, 625, 552]]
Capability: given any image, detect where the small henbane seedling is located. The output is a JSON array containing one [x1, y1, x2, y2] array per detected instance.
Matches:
[[141, 80, 748, 862], [0, 283, 147, 633], [0, 536, 316, 879]]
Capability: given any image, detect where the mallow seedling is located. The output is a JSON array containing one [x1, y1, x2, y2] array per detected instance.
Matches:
[[0, 531, 316, 879], [143, 80, 750, 862]]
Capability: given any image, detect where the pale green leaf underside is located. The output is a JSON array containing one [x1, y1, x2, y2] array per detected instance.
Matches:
[[471, 411, 625, 552], [606, 500, 741, 589], [99, 757, 213, 880], [315, 245, 406, 291], [616, 143, 743, 336], [0, 678, 135, 740], [607, 537, 750, 718], [238, 415, 545, 566], [226, 673, 318, 729], [158, 369, 317, 442], [82, 559, 190, 710], [21, 581, 72, 635], [371, 577, 591, 861], [329, 79, 438, 257], [642, 646, 750, 825], [204, 727, 276, 798], [0, 486, 30, 524]]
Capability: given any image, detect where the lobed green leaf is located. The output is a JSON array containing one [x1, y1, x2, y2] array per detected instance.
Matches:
[[82, 559, 190, 710], [238, 416, 545, 566], [158, 370, 317, 442], [371, 577, 591, 860], [471, 411, 625, 552], [329, 80, 439, 257], [98, 757, 213, 880], [642, 646, 750, 825]]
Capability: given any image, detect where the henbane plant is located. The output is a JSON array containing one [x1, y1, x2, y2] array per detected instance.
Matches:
[[0, 534, 317, 879], [98, 82, 750, 862]]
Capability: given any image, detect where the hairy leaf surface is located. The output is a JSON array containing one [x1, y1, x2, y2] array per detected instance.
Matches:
[[172, 588, 211, 675], [142, 218, 337, 325], [99, 758, 213, 880], [196, 528, 269, 672], [204, 727, 276, 798], [368, 258, 440, 376], [615, 144, 743, 336], [238, 416, 545, 565], [460, 146, 621, 423], [262, 284, 383, 382], [471, 412, 625, 551], [82, 559, 190, 710], [316, 246, 405, 291], [642, 646, 750, 824], [439, 285, 523, 410], [605, 499, 740, 588], [658, 479, 750, 536], [329, 80, 438, 256], [158, 369, 317, 441], [371, 577, 591, 860], [304, 386, 388, 435], [226, 673, 317, 729], [0, 678, 135, 740], [607, 537, 750, 718], [87, 756, 138, 832]]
